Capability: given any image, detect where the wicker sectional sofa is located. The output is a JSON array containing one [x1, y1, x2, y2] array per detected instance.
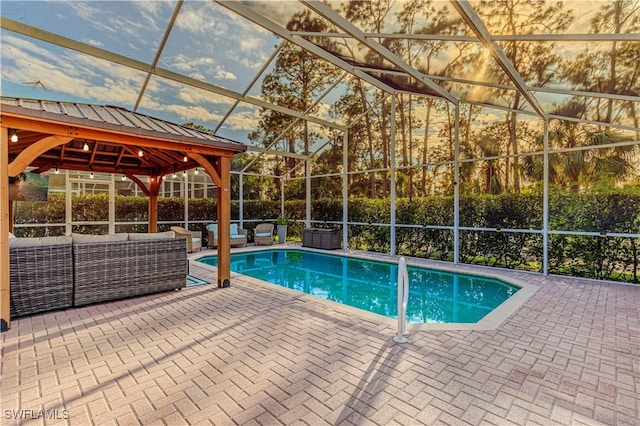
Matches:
[[9, 232, 188, 317], [72, 232, 188, 306]]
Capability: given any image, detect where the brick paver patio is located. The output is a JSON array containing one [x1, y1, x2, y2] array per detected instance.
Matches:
[[1, 248, 638, 425]]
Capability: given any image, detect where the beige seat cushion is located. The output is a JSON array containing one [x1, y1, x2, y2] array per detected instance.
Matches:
[[128, 231, 175, 241], [9, 236, 72, 248], [71, 233, 129, 244]]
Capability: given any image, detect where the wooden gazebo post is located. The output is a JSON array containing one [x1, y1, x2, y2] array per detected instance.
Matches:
[[216, 157, 232, 288], [192, 153, 232, 288], [1, 127, 11, 331], [148, 176, 162, 233], [126, 174, 163, 233]]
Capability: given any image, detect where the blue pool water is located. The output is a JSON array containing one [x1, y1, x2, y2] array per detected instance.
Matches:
[[198, 249, 519, 323]]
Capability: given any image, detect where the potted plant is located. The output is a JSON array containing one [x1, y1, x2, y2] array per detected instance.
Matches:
[[275, 213, 290, 244]]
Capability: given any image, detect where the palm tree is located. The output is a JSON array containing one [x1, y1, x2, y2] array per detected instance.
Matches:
[[523, 100, 638, 191], [461, 133, 505, 195]]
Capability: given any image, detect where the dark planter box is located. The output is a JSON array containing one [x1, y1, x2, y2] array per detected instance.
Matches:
[[302, 228, 341, 250]]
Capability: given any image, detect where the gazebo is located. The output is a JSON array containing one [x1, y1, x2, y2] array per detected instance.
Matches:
[[1, 97, 247, 331]]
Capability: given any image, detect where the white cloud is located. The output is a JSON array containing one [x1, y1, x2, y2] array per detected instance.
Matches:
[[145, 85, 261, 131], [239, 37, 262, 53], [313, 102, 333, 121], [1, 34, 143, 106], [86, 39, 104, 47], [166, 54, 237, 81], [132, 0, 171, 21], [171, 53, 214, 71], [176, 6, 229, 37], [223, 108, 261, 131], [175, 85, 235, 108], [162, 103, 223, 124], [213, 66, 236, 81], [62, 1, 169, 51], [174, 2, 273, 71], [188, 72, 207, 81]]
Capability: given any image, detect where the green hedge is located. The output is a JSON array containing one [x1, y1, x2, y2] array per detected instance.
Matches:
[[12, 191, 639, 283]]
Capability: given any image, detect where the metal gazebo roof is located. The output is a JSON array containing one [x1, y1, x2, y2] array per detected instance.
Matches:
[[1, 96, 246, 177]]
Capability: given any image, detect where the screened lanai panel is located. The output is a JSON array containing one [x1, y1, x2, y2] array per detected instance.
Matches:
[[347, 143, 387, 173], [250, 42, 348, 120], [390, 95, 448, 169], [361, 70, 441, 98], [305, 122, 336, 155], [241, 1, 338, 31], [396, 161, 455, 200], [0, 33, 148, 106], [232, 171, 279, 202], [214, 101, 263, 145], [242, 152, 282, 180], [245, 57, 279, 99], [310, 174, 341, 199], [459, 155, 543, 222], [401, 130, 454, 165], [497, 40, 640, 97], [311, 131, 344, 177], [537, 93, 640, 130], [460, 110, 544, 161], [400, 96, 447, 153], [303, 35, 404, 73], [346, 171, 389, 198], [239, 112, 307, 161], [390, 41, 485, 81], [549, 188, 640, 233], [548, 145, 639, 225], [411, 40, 507, 84], [448, 81, 529, 111], [308, 76, 356, 128], [467, 0, 574, 36], [336, 78, 389, 127], [135, 76, 247, 141], [469, 0, 633, 35], [1, 1, 171, 64], [231, 152, 258, 173], [325, 0, 467, 36], [159, 1, 279, 94], [11, 171, 66, 238]]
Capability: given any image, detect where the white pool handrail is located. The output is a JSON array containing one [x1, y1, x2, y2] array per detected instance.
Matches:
[[394, 256, 410, 344]]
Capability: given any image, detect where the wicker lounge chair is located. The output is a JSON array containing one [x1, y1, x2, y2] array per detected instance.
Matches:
[[253, 223, 274, 245], [206, 223, 247, 248], [170, 226, 202, 252]]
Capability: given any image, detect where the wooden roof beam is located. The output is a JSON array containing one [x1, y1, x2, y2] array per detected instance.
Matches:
[[1, 116, 239, 158], [88, 140, 99, 169], [8, 135, 73, 176], [114, 146, 125, 168]]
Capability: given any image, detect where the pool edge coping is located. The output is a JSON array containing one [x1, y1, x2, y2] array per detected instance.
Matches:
[[191, 245, 538, 332]]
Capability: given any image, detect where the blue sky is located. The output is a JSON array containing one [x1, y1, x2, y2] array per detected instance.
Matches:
[[0, 1, 303, 143]]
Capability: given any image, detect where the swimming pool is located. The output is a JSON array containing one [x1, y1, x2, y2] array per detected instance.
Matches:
[[197, 249, 521, 324]]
